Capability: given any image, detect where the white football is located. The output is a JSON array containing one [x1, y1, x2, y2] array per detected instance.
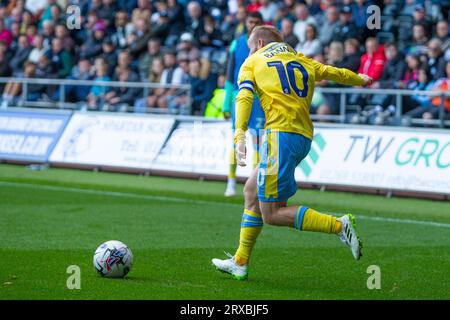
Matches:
[[93, 240, 133, 278]]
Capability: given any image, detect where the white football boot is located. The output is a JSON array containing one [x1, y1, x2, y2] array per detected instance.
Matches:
[[212, 252, 248, 280], [224, 178, 236, 197], [338, 214, 363, 260]]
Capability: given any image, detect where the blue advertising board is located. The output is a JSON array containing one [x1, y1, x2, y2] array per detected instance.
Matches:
[[0, 109, 71, 162]]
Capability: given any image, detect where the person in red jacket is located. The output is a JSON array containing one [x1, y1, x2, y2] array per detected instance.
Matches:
[[358, 37, 386, 83]]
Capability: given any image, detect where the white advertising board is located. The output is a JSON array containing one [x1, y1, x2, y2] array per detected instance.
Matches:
[[50, 113, 174, 169]]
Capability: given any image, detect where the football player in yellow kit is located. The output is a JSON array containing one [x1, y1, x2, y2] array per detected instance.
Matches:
[[212, 26, 373, 280]]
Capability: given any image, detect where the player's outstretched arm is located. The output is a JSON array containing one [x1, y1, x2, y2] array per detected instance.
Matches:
[[234, 61, 255, 167], [311, 59, 373, 87]]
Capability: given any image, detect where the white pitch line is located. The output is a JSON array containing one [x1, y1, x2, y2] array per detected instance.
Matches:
[[1, 181, 450, 229]]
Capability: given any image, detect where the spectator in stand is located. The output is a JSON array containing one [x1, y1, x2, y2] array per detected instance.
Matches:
[[80, 20, 107, 59], [165, 0, 185, 47], [405, 61, 450, 121], [139, 37, 162, 81], [258, 0, 278, 24], [435, 20, 449, 58], [426, 38, 447, 81], [146, 50, 184, 109], [293, 3, 316, 44], [247, 0, 262, 13], [54, 24, 75, 54], [1, 61, 41, 107], [54, 58, 94, 103], [406, 24, 429, 56], [0, 43, 11, 92], [45, 37, 72, 78], [100, 38, 118, 77], [273, 2, 295, 30], [104, 66, 141, 111], [399, 53, 422, 89], [10, 34, 32, 75], [86, 57, 111, 110], [131, 0, 152, 24], [28, 34, 46, 64], [41, 20, 54, 48], [296, 23, 322, 57], [111, 10, 133, 50], [128, 17, 152, 57], [98, 0, 117, 28], [332, 5, 360, 43], [281, 18, 298, 49], [358, 37, 386, 83], [402, 68, 434, 115], [198, 14, 224, 59], [0, 18, 12, 47], [318, 5, 339, 47], [176, 32, 201, 61], [369, 42, 407, 110], [186, 1, 204, 39], [412, 4, 433, 37]]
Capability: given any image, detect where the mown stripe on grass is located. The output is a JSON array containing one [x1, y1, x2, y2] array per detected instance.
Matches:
[[2, 181, 450, 229]]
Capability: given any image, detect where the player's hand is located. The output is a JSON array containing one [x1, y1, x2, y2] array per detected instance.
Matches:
[[358, 73, 373, 86], [235, 141, 247, 167]]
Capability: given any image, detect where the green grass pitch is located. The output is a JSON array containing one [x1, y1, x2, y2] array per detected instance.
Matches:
[[1, 163, 450, 300]]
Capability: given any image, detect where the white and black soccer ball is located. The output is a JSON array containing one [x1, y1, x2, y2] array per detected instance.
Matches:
[[93, 240, 133, 278]]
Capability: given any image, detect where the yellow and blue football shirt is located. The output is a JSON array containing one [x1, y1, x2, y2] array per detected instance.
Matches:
[[234, 42, 365, 202], [234, 42, 365, 144]]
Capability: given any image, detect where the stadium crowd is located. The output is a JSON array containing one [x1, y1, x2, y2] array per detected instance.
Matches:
[[0, 0, 449, 124]]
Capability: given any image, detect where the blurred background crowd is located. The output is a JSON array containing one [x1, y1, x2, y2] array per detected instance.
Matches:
[[0, 0, 449, 125]]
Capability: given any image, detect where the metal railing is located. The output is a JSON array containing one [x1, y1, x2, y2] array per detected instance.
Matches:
[[0, 77, 449, 127], [0, 77, 192, 114]]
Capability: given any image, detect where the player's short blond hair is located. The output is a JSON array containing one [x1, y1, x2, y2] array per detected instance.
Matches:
[[250, 25, 284, 43]]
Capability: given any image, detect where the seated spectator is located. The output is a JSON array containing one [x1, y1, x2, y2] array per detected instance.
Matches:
[[412, 4, 433, 37], [86, 57, 111, 110], [111, 10, 133, 50], [54, 24, 75, 54], [373, 42, 407, 89], [435, 20, 449, 58], [1, 61, 42, 107], [296, 24, 322, 57], [176, 32, 201, 61], [404, 61, 450, 121], [293, 3, 316, 44], [358, 37, 386, 82], [0, 43, 11, 92], [100, 38, 118, 77], [41, 20, 54, 48], [426, 38, 447, 81], [10, 34, 32, 76], [80, 20, 107, 59], [402, 68, 434, 114], [318, 5, 339, 46], [273, 2, 295, 30], [139, 37, 162, 81], [0, 18, 12, 48], [27, 34, 46, 64], [281, 18, 299, 49], [186, 1, 204, 39], [406, 24, 429, 56], [342, 38, 361, 72], [104, 66, 141, 111], [259, 0, 278, 24], [45, 37, 72, 78], [398, 54, 422, 89], [54, 58, 94, 103], [164, 0, 185, 47], [128, 17, 152, 57], [198, 14, 224, 58], [332, 5, 360, 43], [146, 50, 185, 109]]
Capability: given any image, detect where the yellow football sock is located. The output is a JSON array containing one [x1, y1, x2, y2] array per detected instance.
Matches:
[[294, 206, 342, 234], [229, 148, 237, 179], [235, 209, 263, 266]]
